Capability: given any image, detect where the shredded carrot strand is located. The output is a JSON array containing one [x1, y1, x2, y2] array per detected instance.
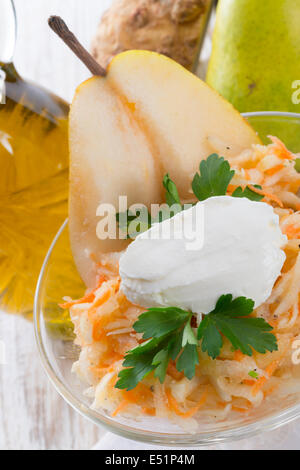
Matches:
[[265, 360, 280, 376], [227, 184, 240, 195], [269, 318, 279, 330], [166, 388, 208, 418], [97, 353, 123, 369], [233, 350, 245, 362], [243, 379, 256, 386], [88, 290, 112, 319], [232, 405, 250, 414], [248, 185, 284, 207], [251, 360, 279, 397], [264, 164, 285, 177], [114, 385, 156, 417], [167, 361, 184, 380], [244, 169, 251, 181], [59, 292, 95, 310], [227, 184, 284, 208], [283, 224, 300, 239], [217, 401, 227, 408], [96, 275, 109, 288], [142, 407, 156, 416], [59, 275, 108, 309], [88, 365, 111, 377], [269, 136, 295, 161], [263, 385, 279, 398], [92, 321, 106, 341], [124, 383, 154, 404], [112, 400, 129, 417]]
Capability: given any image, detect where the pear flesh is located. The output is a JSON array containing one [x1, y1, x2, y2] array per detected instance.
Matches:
[[69, 78, 162, 285], [108, 51, 261, 198]]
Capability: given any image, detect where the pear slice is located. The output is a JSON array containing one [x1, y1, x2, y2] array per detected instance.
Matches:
[[70, 52, 260, 285], [108, 51, 261, 198], [69, 78, 162, 286]]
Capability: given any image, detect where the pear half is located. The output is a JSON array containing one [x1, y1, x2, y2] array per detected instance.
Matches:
[[69, 51, 260, 285], [69, 78, 162, 285], [108, 51, 261, 197]]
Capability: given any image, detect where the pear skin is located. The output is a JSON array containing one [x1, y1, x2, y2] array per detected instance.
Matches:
[[207, 0, 300, 113]]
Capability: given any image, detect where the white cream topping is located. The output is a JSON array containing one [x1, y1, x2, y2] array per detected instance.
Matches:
[[119, 196, 286, 316]]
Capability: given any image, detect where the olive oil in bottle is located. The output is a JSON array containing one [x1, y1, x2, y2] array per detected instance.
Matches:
[[0, 0, 69, 317]]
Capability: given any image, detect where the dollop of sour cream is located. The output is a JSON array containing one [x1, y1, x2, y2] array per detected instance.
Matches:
[[119, 196, 287, 316]]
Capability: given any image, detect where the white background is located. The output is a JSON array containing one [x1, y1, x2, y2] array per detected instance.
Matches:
[[14, 0, 113, 102], [0, 0, 111, 450]]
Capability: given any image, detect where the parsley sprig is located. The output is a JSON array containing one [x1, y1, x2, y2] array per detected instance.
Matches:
[[192, 154, 263, 202], [115, 308, 198, 391], [116, 174, 183, 239], [116, 209, 151, 239], [192, 154, 235, 201], [117, 154, 264, 238], [115, 295, 277, 391], [163, 174, 182, 207], [197, 295, 277, 359], [232, 185, 264, 202]]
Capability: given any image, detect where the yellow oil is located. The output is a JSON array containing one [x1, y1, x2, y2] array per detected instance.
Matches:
[[42, 223, 85, 341], [0, 62, 69, 318]]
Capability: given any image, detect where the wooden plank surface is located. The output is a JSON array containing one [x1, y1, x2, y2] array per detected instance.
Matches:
[[0, 0, 112, 450]]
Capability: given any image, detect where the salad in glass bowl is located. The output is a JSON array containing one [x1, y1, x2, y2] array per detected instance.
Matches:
[[35, 47, 300, 446]]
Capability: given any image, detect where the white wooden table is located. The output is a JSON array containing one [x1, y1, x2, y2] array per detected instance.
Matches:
[[0, 0, 113, 451]]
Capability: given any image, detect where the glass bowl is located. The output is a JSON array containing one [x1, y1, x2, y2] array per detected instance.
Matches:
[[34, 111, 300, 447]]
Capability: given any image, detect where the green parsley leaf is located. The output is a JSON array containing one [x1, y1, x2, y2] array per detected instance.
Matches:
[[191, 153, 265, 203], [116, 208, 151, 238], [295, 158, 300, 173], [163, 174, 181, 207], [116, 175, 182, 239], [153, 204, 183, 224], [232, 185, 264, 202], [116, 296, 277, 390], [176, 343, 199, 380], [182, 318, 198, 347], [214, 316, 276, 356], [116, 210, 138, 236], [168, 330, 184, 361], [213, 294, 255, 317], [115, 307, 194, 391], [197, 315, 223, 359], [117, 154, 268, 239], [133, 307, 190, 339], [248, 370, 259, 379], [129, 337, 165, 355], [192, 154, 235, 201], [115, 352, 156, 391], [152, 349, 169, 383], [197, 295, 278, 359]]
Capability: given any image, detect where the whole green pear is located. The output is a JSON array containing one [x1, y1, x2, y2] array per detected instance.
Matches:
[[207, 0, 300, 113]]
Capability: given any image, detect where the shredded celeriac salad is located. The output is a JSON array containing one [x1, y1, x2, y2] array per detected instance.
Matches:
[[62, 137, 300, 430]]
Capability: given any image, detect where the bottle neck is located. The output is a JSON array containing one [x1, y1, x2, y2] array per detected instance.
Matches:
[[0, 0, 17, 66]]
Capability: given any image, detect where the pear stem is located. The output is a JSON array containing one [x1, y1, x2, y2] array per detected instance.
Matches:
[[48, 16, 106, 77]]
